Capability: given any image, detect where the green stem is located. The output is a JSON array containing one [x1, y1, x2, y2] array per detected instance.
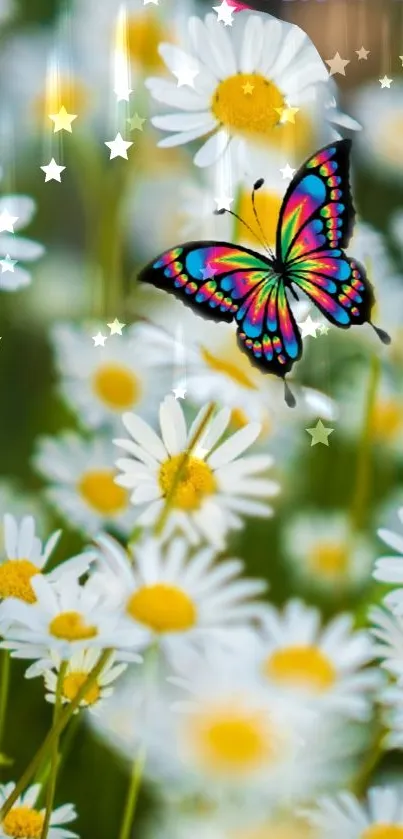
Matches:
[[351, 727, 385, 797], [35, 704, 82, 806], [349, 355, 381, 533], [118, 744, 147, 839], [153, 403, 217, 538], [0, 651, 10, 760], [118, 643, 159, 839], [40, 663, 67, 839], [0, 650, 113, 820]]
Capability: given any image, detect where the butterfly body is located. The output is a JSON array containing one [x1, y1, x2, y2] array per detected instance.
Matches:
[[139, 141, 389, 399]]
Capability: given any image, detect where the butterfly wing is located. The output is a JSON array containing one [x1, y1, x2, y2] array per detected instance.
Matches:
[[276, 140, 375, 328], [139, 241, 302, 378]]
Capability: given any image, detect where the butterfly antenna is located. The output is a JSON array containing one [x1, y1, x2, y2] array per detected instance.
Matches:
[[284, 379, 296, 408], [214, 207, 270, 256], [370, 322, 391, 345], [252, 179, 275, 260]]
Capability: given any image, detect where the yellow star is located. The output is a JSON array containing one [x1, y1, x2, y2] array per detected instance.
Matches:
[[49, 106, 77, 133], [274, 104, 299, 124], [242, 82, 254, 95]]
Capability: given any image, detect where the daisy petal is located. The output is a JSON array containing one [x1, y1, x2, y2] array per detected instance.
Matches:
[[122, 413, 167, 462], [158, 125, 213, 148], [193, 129, 231, 168], [146, 77, 207, 111], [208, 423, 261, 469]]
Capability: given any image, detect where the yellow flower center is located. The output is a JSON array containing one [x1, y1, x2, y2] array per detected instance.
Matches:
[[372, 399, 403, 440], [211, 73, 313, 154], [126, 583, 196, 632], [2, 806, 44, 838], [127, 12, 168, 71], [201, 346, 257, 390], [212, 73, 284, 136], [158, 455, 217, 511], [62, 671, 100, 705], [188, 705, 278, 774], [309, 542, 348, 578], [49, 611, 98, 641], [33, 77, 88, 121], [0, 559, 40, 603], [362, 827, 403, 839], [93, 363, 141, 410], [264, 644, 336, 692], [238, 188, 283, 249], [78, 469, 128, 515]]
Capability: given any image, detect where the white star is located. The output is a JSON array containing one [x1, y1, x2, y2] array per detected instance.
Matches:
[[105, 132, 133, 160], [172, 66, 199, 88], [318, 323, 330, 335], [214, 195, 234, 212], [325, 52, 350, 76], [143, 0, 159, 4], [92, 332, 108, 347], [173, 386, 187, 400], [298, 316, 320, 339], [40, 158, 66, 183], [107, 318, 126, 335], [280, 163, 296, 181], [212, 0, 235, 26], [114, 83, 133, 102], [379, 75, 393, 88], [356, 46, 370, 60], [0, 209, 18, 233], [0, 254, 17, 273]]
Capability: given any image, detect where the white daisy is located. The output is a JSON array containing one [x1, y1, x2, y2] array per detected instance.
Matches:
[[33, 433, 135, 538], [26, 648, 132, 714], [305, 785, 403, 839], [0, 573, 146, 661], [90, 533, 268, 663], [0, 783, 77, 839], [114, 395, 280, 549], [249, 600, 379, 720], [0, 194, 44, 291], [50, 322, 170, 431], [0, 514, 93, 605], [147, 11, 359, 173], [283, 512, 375, 594], [350, 81, 403, 180], [89, 651, 371, 804], [158, 651, 313, 803], [373, 506, 403, 596]]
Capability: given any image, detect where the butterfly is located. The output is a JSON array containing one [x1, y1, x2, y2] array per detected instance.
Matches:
[[139, 140, 390, 406]]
